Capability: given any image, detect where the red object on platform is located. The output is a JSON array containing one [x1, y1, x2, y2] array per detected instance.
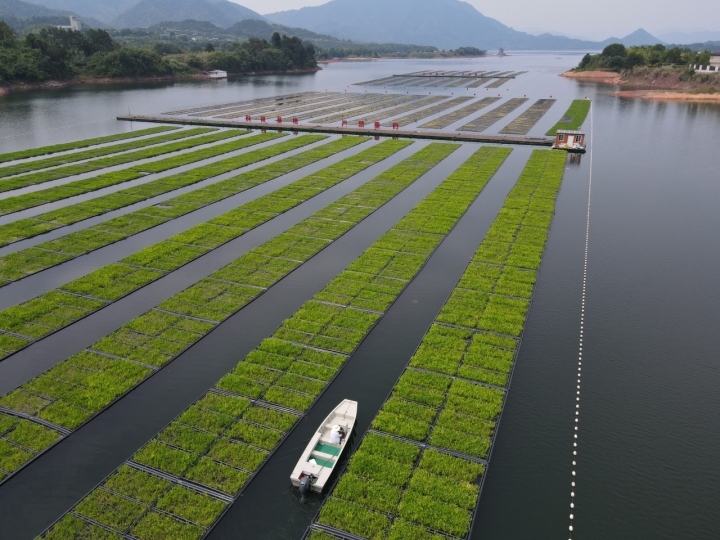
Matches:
[[245, 115, 251, 122], [374, 121, 381, 129], [341, 120, 348, 127], [358, 121, 365, 128], [277, 116, 283, 124], [392, 122, 399, 130], [260, 116, 266, 123], [292, 117, 299, 125]]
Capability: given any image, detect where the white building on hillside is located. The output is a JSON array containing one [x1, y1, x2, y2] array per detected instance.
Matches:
[[57, 16, 81, 32], [691, 52, 720, 73]]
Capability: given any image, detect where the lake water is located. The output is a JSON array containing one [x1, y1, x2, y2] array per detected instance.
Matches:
[[1, 54, 719, 540]]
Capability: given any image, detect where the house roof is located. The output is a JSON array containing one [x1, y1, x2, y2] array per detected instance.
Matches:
[[556, 130, 584, 135]]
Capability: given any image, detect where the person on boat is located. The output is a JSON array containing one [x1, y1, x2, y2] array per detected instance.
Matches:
[[329, 425, 346, 445]]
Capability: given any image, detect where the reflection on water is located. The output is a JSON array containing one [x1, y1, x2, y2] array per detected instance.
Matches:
[[567, 153, 583, 166]]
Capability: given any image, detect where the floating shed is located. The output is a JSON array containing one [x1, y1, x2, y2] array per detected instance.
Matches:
[[207, 70, 228, 79], [553, 130, 586, 152]]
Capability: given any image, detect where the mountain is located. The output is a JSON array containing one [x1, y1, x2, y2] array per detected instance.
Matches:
[[0, 0, 106, 28], [658, 30, 720, 45], [18, 0, 140, 22], [614, 28, 664, 47], [0, 0, 70, 18], [267, 0, 666, 51], [266, 0, 526, 50], [111, 0, 265, 29], [227, 19, 337, 45]]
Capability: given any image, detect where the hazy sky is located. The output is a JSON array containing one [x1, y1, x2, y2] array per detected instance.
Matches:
[[232, 0, 720, 39]]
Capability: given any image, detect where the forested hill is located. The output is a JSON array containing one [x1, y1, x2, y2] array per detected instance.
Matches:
[[0, 22, 317, 85], [110, 0, 265, 30]]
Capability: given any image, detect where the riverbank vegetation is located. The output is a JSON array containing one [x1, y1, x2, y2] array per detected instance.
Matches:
[[576, 43, 711, 72], [0, 21, 317, 85]]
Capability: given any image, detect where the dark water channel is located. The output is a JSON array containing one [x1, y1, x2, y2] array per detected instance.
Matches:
[[1, 55, 719, 540]]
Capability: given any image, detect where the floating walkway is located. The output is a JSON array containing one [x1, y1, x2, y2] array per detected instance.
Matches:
[[118, 115, 554, 148]]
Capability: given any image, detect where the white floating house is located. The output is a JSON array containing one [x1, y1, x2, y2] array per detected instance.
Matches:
[[207, 70, 228, 80], [691, 53, 720, 73], [56, 16, 81, 32]]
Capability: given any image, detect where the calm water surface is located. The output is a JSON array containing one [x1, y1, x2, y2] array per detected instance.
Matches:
[[1, 54, 719, 540]]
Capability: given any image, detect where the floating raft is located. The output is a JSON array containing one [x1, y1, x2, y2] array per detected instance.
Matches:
[[117, 115, 555, 147]]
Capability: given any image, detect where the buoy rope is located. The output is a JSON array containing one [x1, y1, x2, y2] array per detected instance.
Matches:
[[569, 101, 593, 539]]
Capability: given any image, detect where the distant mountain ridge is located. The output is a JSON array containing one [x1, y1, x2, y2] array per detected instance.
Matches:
[[15, 0, 139, 22], [110, 0, 265, 29], [0, 0, 71, 18], [266, 0, 665, 50], [0, 0, 682, 52], [0, 0, 106, 28]]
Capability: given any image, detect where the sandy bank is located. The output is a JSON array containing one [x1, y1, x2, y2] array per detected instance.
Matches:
[[614, 90, 720, 102], [562, 68, 720, 103], [561, 70, 622, 84]]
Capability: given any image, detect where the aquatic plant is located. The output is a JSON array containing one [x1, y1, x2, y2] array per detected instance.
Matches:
[[0, 128, 210, 181], [0, 126, 178, 165], [547, 99, 592, 135], [33, 143, 517, 538], [309, 150, 567, 540]]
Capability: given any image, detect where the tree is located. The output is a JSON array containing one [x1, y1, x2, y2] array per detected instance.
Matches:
[[665, 47, 683, 65], [271, 32, 282, 49], [607, 56, 626, 71], [84, 29, 117, 55], [0, 21, 15, 45], [625, 51, 644, 69], [204, 43, 215, 52], [602, 43, 627, 57]]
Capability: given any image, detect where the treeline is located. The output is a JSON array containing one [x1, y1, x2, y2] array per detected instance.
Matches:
[[0, 22, 317, 83], [577, 43, 712, 72]]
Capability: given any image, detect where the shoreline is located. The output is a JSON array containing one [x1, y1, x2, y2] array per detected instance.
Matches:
[[318, 54, 497, 64], [561, 69, 720, 103], [0, 67, 322, 96], [614, 89, 720, 102]]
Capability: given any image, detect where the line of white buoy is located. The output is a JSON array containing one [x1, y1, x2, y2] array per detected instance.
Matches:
[[0, 117, 116, 140], [569, 102, 593, 539]]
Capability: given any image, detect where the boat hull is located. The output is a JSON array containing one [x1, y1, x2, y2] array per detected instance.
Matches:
[[290, 399, 358, 494]]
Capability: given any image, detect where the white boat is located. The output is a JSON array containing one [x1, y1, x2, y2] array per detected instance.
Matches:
[[290, 399, 357, 495]]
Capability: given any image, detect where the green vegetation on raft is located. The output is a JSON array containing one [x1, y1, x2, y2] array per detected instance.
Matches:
[[36, 143, 515, 539], [0, 126, 178, 165], [0, 139, 412, 487], [312, 150, 567, 540], [0, 136, 376, 360], [0, 129, 258, 217], [547, 99, 592, 135], [0, 127, 218, 181]]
